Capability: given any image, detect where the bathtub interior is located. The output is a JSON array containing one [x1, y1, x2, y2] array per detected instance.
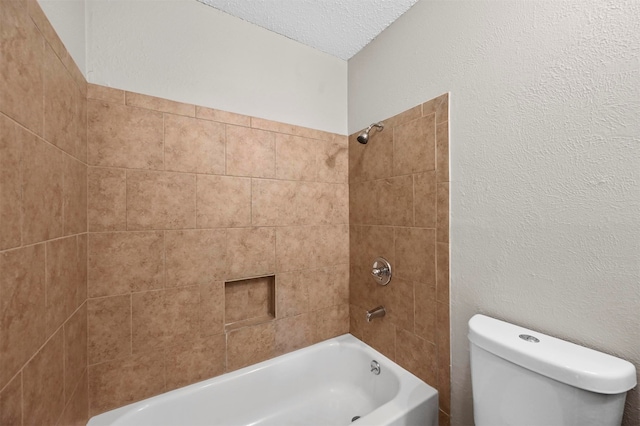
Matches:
[[88, 334, 437, 426], [124, 381, 387, 426]]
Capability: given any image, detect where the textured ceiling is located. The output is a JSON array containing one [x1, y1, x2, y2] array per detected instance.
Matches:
[[197, 0, 420, 60]]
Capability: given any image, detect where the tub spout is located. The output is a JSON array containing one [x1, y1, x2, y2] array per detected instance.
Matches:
[[366, 306, 386, 322]]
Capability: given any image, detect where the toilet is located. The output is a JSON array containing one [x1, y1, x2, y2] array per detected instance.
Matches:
[[468, 314, 637, 426]]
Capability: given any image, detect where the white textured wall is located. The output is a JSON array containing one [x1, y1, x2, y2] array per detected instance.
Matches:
[[38, 0, 86, 75], [349, 1, 640, 425], [84, 0, 347, 134]]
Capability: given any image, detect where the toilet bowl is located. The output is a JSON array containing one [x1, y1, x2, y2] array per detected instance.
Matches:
[[468, 314, 636, 426]]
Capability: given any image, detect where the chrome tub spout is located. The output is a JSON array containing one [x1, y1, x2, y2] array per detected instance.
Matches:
[[366, 306, 386, 322]]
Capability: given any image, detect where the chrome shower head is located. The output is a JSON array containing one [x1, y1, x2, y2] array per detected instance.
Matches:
[[357, 122, 384, 144]]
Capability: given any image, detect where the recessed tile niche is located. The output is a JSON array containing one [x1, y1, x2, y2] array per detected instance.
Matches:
[[224, 275, 276, 331]]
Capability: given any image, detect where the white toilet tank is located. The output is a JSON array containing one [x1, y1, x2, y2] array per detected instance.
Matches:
[[468, 314, 637, 426]]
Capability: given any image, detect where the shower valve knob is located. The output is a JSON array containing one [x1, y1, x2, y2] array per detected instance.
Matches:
[[370, 257, 392, 286], [371, 267, 387, 278]]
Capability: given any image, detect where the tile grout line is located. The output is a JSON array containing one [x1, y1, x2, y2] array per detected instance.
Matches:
[[19, 118, 25, 249], [62, 144, 66, 237], [0, 110, 89, 167], [4, 299, 85, 404], [162, 113, 165, 171], [223, 123, 228, 176], [44, 240, 49, 310], [124, 170, 128, 232], [81, 162, 349, 185], [194, 175, 198, 230], [40, 34, 45, 140], [0, 368, 20, 399], [20, 370, 24, 425], [130, 293, 133, 360], [162, 230, 166, 291], [61, 316, 68, 418], [412, 173, 416, 227]]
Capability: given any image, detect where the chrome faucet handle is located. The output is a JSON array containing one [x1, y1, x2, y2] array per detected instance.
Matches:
[[371, 267, 388, 278], [370, 257, 392, 286]]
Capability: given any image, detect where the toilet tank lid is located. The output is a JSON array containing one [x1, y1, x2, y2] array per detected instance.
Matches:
[[468, 314, 637, 394]]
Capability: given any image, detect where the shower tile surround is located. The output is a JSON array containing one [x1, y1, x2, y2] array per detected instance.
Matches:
[[349, 94, 450, 421], [0, 2, 449, 421], [0, 0, 88, 425], [85, 87, 350, 415]]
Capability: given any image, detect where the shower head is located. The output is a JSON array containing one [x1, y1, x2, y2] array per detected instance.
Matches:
[[357, 122, 384, 144]]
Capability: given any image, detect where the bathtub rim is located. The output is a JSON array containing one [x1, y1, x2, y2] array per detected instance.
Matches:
[[88, 333, 439, 426]]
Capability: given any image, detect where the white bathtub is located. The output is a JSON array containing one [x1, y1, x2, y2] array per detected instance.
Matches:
[[88, 334, 439, 426]]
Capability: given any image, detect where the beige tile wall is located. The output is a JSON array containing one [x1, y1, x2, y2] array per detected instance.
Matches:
[[85, 85, 350, 415], [0, 3, 450, 422], [0, 1, 88, 425], [349, 94, 450, 424]]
